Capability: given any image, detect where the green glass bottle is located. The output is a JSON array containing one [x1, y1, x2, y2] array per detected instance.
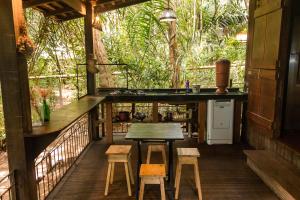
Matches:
[[42, 99, 50, 122]]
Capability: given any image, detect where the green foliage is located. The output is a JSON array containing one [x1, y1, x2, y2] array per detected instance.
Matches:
[[101, 0, 248, 88], [0, 0, 248, 135]]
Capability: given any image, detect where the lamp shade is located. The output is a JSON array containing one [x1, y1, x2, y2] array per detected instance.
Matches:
[[159, 8, 177, 22]]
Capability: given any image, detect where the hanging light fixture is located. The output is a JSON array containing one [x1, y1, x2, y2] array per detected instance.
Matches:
[[159, 0, 176, 22]]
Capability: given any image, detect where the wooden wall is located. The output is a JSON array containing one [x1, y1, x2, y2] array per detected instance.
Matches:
[[245, 0, 300, 169], [246, 0, 283, 138]]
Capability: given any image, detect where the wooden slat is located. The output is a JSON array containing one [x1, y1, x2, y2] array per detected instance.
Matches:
[[152, 102, 159, 122], [44, 7, 74, 17], [23, 0, 56, 8], [95, 0, 149, 13], [254, 0, 282, 18], [105, 103, 113, 143], [62, 0, 86, 15], [198, 101, 206, 143], [233, 100, 242, 143]]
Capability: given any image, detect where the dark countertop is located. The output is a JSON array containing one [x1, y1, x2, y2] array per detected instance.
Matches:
[[98, 88, 248, 103], [27, 96, 104, 138], [125, 123, 184, 140]]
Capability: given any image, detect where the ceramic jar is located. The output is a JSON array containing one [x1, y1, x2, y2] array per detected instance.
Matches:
[[215, 59, 231, 94]]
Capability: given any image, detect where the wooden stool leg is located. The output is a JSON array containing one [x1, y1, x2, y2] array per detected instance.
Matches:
[[110, 162, 115, 184], [162, 148, 167, 173], [146, 146, 152, 164], [124, 163, 132, 196], [128, 158, 134, 185], [139, 179, 145, 200], [194, 161, 202, 200], [175, 163, 182, 199], [105, 163, 112, 196], [160, 177, 166, 200]]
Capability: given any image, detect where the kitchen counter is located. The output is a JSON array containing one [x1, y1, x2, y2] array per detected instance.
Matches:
[[98, 88, 248, 144], [98, 88, 247, 103]]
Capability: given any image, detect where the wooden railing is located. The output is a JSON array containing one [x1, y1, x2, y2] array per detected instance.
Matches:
[[34, 114, 89, 200], [0, 171, 15, 200]]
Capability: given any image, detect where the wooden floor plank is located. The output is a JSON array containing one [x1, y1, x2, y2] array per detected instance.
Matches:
[[50, 137, 278, 200]]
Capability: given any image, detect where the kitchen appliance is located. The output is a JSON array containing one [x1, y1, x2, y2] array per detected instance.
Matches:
[[206, 99, 234, 145]]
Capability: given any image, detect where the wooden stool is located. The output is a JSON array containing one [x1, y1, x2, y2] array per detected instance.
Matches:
[[146, 144, 167, 171], [104, 145, 134, 196], [139, 164, 166, 200], [175, 148, 202, 200]]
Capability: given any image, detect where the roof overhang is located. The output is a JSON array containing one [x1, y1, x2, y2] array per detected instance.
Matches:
[[23, 0, 150, 21], [94, 0, 150, 13]]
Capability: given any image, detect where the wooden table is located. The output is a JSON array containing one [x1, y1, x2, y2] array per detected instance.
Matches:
[[125, 123, 184, 200]]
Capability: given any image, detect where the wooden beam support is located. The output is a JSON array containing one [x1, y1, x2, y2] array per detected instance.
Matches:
[[95, 0, 149, 13], [198, 101, 207, 143], [105, 103, 113, 144], [44, 7, 73, 17], [62, 0, 86, 16], [0, 0, 37, 199], [233, 100, 242, 144], [23, 0, 56, 8], [152, 102, 159, 122], [84, 0, 99, 141]]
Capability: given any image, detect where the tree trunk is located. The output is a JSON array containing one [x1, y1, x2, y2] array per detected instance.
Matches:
[[93, 29, 115, 88], [169, 21, 180, 88]]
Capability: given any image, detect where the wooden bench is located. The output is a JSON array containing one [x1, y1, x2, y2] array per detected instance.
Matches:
[[139, 164, 166, 200], [105, 145, 134, 196], [244, 150, 300, 200]]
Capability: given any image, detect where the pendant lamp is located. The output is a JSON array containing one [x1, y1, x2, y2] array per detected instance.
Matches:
[[159, 0, 176, 22]]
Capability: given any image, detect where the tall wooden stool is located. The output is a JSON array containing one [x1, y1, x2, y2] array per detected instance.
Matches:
[[104, 145, 134, 196], [175, 148, 202, 200], [146, 144, 167, 171], [139, 164, 166, 200]]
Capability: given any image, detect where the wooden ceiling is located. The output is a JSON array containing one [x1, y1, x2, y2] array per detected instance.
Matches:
[[94, 0, 149, 13], [23, 0, 149, 21]]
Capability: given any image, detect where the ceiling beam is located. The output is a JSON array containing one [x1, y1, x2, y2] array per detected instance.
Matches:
[[95, 0, 149, 13], [62, 0, 86, 15], [44, 6, 73, 17], [23, 0, 56, 8]]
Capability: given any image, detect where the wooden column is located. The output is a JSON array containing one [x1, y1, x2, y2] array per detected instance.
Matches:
[[84, 0, 99, 140], [152, 102, 159, 122], [105, 103, 113, 143], [0, 1, 37, 199], [233, 100, 242, 143], [198, 101, 207, 143], [101, 103, 105, 137]]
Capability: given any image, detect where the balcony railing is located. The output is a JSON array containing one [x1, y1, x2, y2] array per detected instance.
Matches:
[[0, 171, 15, 200], [34, 114, 89, 200]]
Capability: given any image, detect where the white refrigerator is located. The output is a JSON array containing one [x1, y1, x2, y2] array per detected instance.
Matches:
[[206, 99, 234, 145]]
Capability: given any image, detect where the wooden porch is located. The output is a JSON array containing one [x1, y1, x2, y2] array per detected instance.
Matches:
[[1, 0, 300, 199], [49, 136, 278, 200]]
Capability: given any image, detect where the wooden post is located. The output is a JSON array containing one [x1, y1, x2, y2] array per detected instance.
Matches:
[[0, 1, 37, 199], [101, 103, 105, 137], [152, 102, 159, 122], [198, 101, 207, 143], [105, 103, 113, 143], [84, 0, 99, 140], [233, 100, 242, 143]]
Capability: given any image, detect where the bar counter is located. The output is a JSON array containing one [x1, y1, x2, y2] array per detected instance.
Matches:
[[98, 88, 248, 144]]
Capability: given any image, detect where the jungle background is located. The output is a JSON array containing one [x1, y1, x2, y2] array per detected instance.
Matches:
[[0, 0, 248, 144]]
